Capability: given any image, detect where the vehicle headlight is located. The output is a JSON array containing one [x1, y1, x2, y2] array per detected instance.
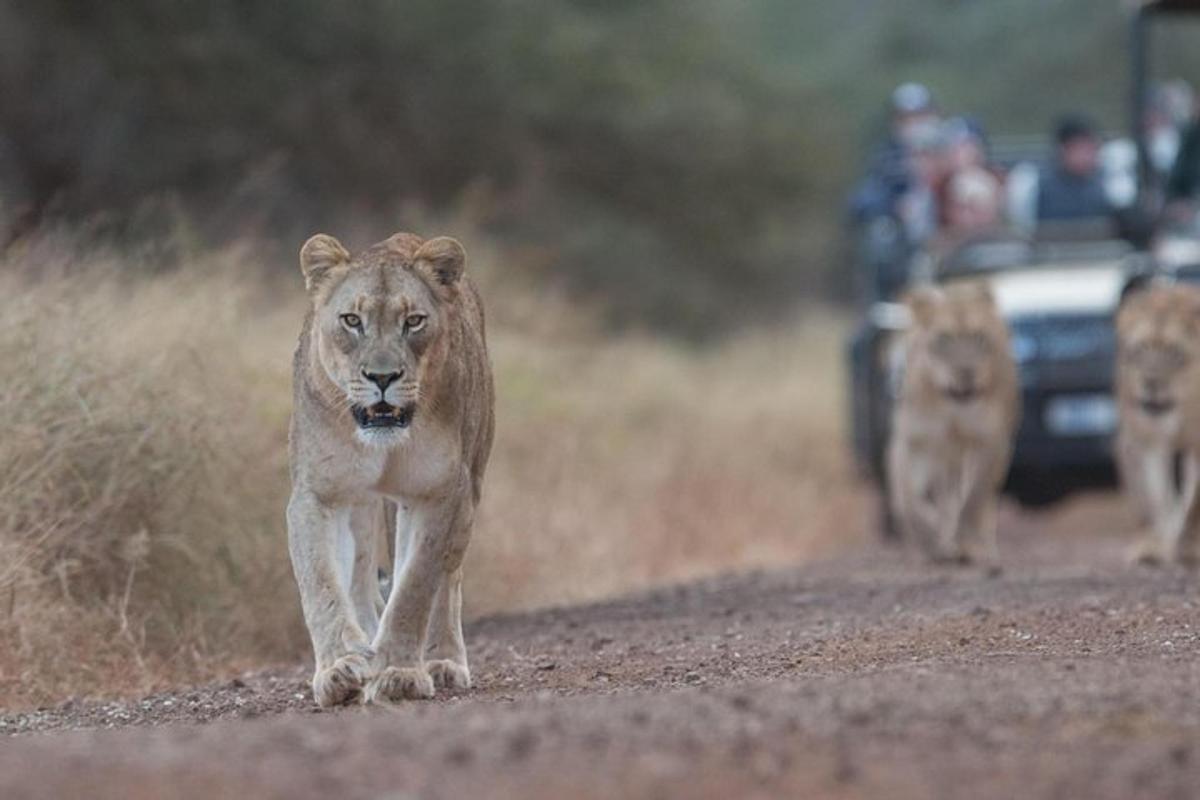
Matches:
[[1010, 332, 1038, 364]]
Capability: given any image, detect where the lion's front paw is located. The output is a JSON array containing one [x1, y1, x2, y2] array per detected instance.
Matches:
[[926, 544, 970, 566], [365, 665, 435, 704], [961, 534, 999, 568], [1129, 537, 1169, 567], [427, 659, 471, 691], [313, 652, 374, 708]]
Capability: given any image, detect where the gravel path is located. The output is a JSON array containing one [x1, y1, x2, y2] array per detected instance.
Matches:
[[2, 516, 1198, 799]]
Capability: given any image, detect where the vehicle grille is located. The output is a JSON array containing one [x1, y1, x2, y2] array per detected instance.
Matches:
[[1009, 314, 1115, 363]]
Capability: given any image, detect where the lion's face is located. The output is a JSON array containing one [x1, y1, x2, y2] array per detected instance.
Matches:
[[1117, 285, 1200, 419], [905, 282, 1010, 404], [300, 233, 466, 446]]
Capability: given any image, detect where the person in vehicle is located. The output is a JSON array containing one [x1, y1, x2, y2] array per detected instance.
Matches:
[[925, 166, 1010, 269], [848, 83, 943, 304], [941, 117, 989, 174], [944, 167, 1004, 235], [895, 129, 947, 248], [1167, 121, 1200, 216], [849, 82, 941, 223], [1036, 115, 1111, 222], [1165, 82, 1200, 218], [935, 117, 1004, 223], [1147, 81, 1193, 181]]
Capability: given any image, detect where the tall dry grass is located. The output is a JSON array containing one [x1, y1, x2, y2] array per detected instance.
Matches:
[[0, 236, 864, 708], [473, 308, 865, 613], [0, 245, 302, 707]]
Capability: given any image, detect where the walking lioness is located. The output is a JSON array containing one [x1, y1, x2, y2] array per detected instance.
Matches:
[[1115, 283, 1200, 566], [888, 282, 1018, 563], [288, 231, 494, 707]]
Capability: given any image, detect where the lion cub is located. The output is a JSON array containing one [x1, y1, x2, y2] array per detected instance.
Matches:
[[888, 282, 1019, 564], [1115, 283, 1200, 566], [287, 232, 494, 707]]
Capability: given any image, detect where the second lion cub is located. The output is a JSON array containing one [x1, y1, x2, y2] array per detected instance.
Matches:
[[888, 282, 1019, 564], [1115, 283, 1200, 566]]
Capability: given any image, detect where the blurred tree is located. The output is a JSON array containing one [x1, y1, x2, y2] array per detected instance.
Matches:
[[1, 0, 1189, 330]]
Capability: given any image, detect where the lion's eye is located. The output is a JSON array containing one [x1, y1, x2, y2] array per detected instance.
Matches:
[[404, 313, 427, 333], [340, 313, 362, 330]]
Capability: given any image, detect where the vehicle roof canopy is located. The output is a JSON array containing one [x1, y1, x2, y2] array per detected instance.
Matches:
[[1140, 0, 1200, 13], [936, 236, 1135, 279]]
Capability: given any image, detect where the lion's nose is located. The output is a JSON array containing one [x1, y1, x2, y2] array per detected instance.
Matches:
[[362, 369, 404, 391]]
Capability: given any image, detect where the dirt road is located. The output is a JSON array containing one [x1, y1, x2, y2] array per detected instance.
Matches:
[[2, 508, 1199, 800]]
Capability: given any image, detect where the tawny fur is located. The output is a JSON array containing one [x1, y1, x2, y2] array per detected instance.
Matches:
[[1115, 283, 1200, 567], [287, 231, 494, 707], [888, 281, 1019, 564]]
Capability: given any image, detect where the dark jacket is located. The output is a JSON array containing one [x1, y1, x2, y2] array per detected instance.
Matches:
[[1036, 166, 1110, 222], [849, 136, 912, 222], [1168, 121, 1200, 202]]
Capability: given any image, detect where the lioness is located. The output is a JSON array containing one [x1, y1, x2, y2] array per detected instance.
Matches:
[[1115, 283, 1200, 566], [888, 282, 1019, 563], [287, 232, 494, 707]]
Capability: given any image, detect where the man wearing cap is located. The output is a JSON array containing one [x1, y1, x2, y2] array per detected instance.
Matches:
[[850, 82, 942, 223], [1036, 114, 1112, 222]]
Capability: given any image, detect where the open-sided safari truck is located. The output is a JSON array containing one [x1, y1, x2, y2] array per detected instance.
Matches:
[[847, 0, 1200, 516]]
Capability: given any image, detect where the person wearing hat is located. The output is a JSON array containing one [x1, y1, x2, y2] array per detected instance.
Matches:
[[890, 82, 942, 152], [1036, 114, 1111, 222], [849, 82, 942, 223]]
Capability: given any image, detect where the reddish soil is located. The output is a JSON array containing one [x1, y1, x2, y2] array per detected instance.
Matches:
[[2, 507, 1198, 799]]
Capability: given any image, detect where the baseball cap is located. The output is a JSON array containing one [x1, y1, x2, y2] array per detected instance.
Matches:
[[891, 82, 935, 115]]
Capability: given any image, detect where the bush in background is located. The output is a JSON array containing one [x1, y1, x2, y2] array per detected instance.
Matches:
[[0, 0, 830, 332], [3, 0, 1188, 328]]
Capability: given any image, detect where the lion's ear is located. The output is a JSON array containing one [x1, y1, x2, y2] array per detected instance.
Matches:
[[413, 236, 466, 288], [1116, 285, 1147, 332], [1176, 286, 1200, 337], [903, 285, 942, 328], [299, 234, 350, 291], [1182, 284, 1200, 317]]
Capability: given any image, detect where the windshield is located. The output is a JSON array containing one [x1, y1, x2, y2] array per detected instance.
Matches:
[[938, 238, 1134, 278]]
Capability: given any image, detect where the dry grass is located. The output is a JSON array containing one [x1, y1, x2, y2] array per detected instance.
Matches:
[[472, 308, 866, 613], [0, 235, 865, 709], [0, 244, 303, 708]]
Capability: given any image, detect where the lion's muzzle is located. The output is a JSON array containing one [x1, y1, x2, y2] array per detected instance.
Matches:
[[1138, 396, 1176, 417], [945, 385, 978, 404], [352, 401, 416, 430]]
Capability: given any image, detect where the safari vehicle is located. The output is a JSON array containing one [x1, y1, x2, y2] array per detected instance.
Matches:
[[847, 0, 1198, 512], [850, 236, 1147, 508]]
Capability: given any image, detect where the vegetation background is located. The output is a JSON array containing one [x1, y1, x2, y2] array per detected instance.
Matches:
[[2, 0, 1184, 325], [0, 0, 1186, 705]]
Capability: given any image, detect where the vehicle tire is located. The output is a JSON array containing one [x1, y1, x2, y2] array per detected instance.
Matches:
[[1008, 475, 1067, 509]]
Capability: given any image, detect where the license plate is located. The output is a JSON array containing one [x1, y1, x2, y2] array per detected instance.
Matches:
[[1044, 394, 1116, 437]]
